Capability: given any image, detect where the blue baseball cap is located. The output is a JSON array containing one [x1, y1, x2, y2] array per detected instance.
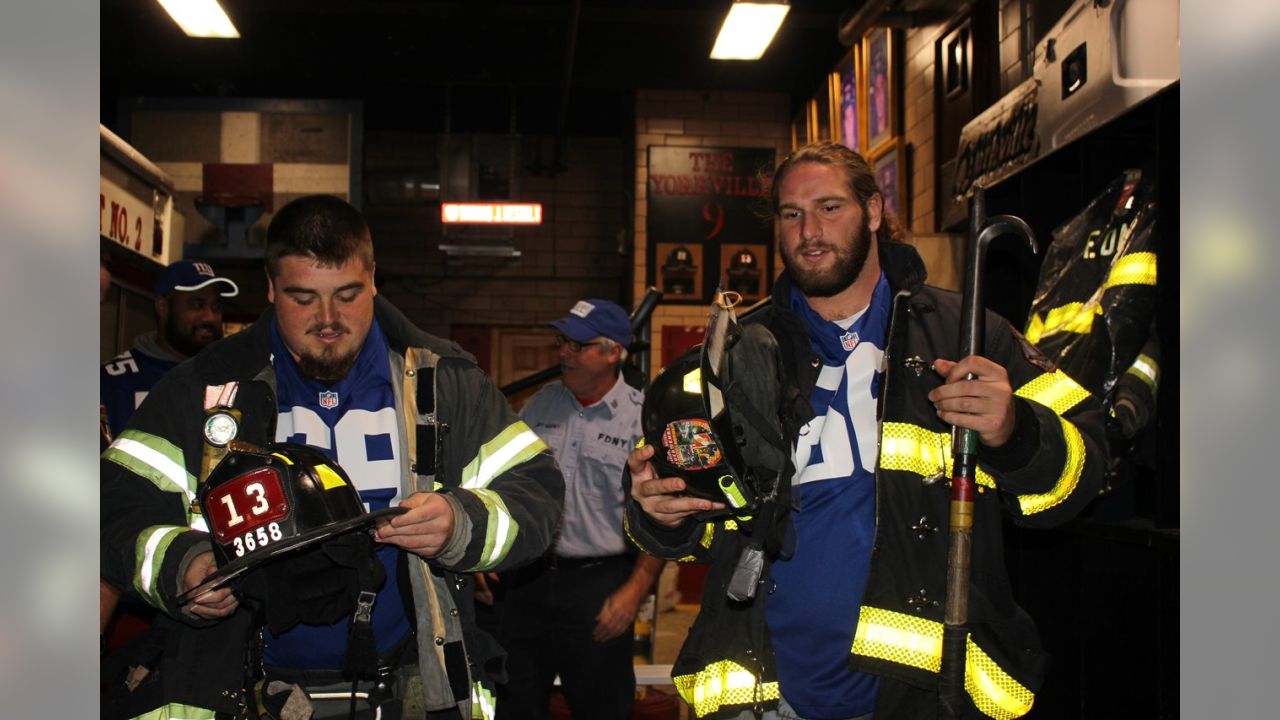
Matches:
[[550, 299, 631, 347], [155, 259, 239, 298]]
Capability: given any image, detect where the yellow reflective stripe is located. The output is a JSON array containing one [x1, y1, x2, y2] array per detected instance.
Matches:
[[852, 606, 943, 672], [965, 636, 1035, 719], [1014, 370, 1090, 416], [104, 429, 197, 502], [672, 660, 780, 718], [467, 488, 518, 570], [1011, 371, 1091, 514], [1126, 353, 1159, 391], [698, 522, 715, 549], [132, 703, 218, 720], [134, 526, 187, 608], [471, 681, 496, 720], [1024, 302, 1101, 344], [460, 421, 549, 490], [1023, 313, 1044, 344], [1104, 251, 1157, 288], [315, 463, 346, 490], [880, 423, 997, 489], [1016, 416, 1086, 515], [852, 607, 1036, 720]]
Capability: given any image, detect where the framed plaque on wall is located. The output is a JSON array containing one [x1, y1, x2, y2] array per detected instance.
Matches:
[[864, 27, 898, 154], [645, 145, 775, 304]]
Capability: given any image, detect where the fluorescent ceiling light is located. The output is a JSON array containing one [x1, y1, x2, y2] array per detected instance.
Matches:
[[441, 203, 544, 225], [711, 1, 790, 60], [157, 0, 240, 39]]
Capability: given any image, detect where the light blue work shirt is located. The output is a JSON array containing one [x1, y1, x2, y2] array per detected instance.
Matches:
[[520, 376, 643, 559]]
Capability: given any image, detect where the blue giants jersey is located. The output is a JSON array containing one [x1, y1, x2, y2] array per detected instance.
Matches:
[[264, 317, 409, 670], [100, 340, 179, 441], [765, 274, 890, 718]]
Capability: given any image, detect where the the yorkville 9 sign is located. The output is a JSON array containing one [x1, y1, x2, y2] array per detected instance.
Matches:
[[646, 145, 775, 304]]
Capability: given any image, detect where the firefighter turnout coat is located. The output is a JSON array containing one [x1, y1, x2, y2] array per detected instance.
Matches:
[[624, 241, 1106, 720], [101, 296, 564, 720]]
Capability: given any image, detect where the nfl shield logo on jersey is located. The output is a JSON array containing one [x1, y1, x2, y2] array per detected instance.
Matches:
[[318, 390, 340, 409], [840, 332, 859, 351]]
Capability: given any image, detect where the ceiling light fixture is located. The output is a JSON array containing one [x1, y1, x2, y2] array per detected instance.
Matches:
[[710, 1, 790, 60], [157, 0, 240, 39]]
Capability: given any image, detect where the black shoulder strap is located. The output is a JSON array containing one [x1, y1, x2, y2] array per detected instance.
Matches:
[[341, 541, 384, 680], [412, 364, 441, 484]]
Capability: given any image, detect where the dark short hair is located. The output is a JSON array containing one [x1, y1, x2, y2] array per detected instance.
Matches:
[[265, 195, 374, 277], [767, 142, 903, 243]]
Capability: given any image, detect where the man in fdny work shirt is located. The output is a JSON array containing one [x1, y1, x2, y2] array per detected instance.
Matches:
[[496, 300, 663, 720]]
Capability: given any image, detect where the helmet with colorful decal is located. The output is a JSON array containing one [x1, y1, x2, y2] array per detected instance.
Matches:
[[641, 344, 757, 514], [175, 440, 405, 605]]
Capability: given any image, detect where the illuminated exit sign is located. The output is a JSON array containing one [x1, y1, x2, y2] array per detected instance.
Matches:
[[441, 203, 543, 225]]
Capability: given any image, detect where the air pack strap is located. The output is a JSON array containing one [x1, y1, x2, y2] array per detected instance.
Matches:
[[414, 366, 440, 482]]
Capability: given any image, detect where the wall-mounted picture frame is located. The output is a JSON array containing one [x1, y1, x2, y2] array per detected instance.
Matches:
[[864, 27, 897, 154], [835, 48, 861, 153], [812, 81, 834, 143], [871, 139, 906, 220], [825, 71, 842, 146], [804, 98, 821, 146], [790, 107, 809, 151], [645, 145, 776, 304]]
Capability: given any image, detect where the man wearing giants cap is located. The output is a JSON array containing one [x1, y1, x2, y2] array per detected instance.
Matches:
[[495, 300, 663, 720], [100, 259, 240, 444]]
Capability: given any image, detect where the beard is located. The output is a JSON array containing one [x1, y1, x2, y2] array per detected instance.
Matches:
[[781, 211, 873, 298], [296, 323, 360, 383], [164, 315, 222, 358]]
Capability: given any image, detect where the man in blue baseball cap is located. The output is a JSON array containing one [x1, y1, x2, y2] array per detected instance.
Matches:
[[101, 259, 240, 441], [493, 298, 663, 720], [548, 299, 633, 402]]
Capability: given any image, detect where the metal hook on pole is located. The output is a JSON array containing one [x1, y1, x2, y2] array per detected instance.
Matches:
[[938, 185, 1037, 718]]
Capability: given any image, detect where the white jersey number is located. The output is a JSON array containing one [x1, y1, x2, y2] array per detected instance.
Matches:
[[792, 343, 882, 486], [275, 406, 402, 505]]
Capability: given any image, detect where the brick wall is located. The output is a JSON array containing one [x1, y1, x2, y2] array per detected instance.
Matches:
[[999, 0, 1028, 96], [632, 90, 791, 375], [903, 25, 944, 234], [367, 132, 631, 338]]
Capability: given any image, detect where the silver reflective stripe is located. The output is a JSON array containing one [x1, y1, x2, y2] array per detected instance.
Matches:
[[472, 682, 496, 719], [106, 431, 195, 502], [132, 702, 218, 720], [1128, 354, 1159, 389], [469, 488, 517, 569], [460, 422, 547, 490], [136, 525, 186, 607]]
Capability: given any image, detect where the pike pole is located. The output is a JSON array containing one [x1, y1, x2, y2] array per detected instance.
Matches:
[[938, 187, 1036, 718]]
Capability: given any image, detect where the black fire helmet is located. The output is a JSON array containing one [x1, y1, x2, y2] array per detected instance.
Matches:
[[176, 441, 405, 608], [641, 347, 757, 513]]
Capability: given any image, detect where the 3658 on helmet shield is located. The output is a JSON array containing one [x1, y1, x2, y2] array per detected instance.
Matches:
[[176, 441, 405, 605]]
